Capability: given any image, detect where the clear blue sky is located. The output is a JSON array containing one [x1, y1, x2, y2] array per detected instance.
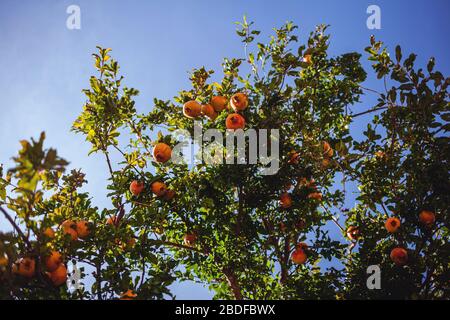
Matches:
[[0, 0, 449, 299]]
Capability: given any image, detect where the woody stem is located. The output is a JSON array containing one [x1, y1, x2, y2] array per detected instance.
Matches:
[[0, 206, 32, 249]]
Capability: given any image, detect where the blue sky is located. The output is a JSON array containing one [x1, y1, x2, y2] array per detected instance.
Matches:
[[0, 0, 449, 299]]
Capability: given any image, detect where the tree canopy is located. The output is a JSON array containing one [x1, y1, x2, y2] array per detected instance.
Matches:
[[0, 19, 448, 300]]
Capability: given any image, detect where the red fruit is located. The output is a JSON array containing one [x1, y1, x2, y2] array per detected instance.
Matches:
[[280, 192, 292, 209], [76, 220, 91, 239], [45, 251, 63, 272], [226, 113, 246, 130], [61, 220, 78, 241], [385, 217, 401, 233], [390, 247, 408, 266], [151, 181, 167, 197], [210, 96, 228, 112], [230, 93, 248, 111], [130, 180, 145, 196], [48, 263, 67, 286], [12, 257, 35, 278], [419, 210, 435, 226], [153, 143, 172, 163], [291, 248, 307, 265], [183, 100, 202, 118], [183, 233, 197, 247]]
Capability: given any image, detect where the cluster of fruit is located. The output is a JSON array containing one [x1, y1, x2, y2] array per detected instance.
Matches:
[[9, 220, 91, 287], [279, 178, 323, 210], [346, 210, 436, 266], [129, 180, 175, 201], [280, 143, 333, 211], [9, 177, 179, 296], [278, 140, 439, 268], [278, 146, 334, 265], [183, 93, 248, 130]]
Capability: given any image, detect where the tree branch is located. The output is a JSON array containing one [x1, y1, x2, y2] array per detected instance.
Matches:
[[0, 206, 32, 249], [222, 267, 243, 300], [350, 106, 388, 118], [161, 240, 208, 255]]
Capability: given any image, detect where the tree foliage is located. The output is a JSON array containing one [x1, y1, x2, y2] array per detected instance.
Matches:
[[0, 19, 448, 300]]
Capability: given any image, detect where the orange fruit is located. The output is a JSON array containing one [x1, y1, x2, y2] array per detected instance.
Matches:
[[321, 158, 331, 169], [12, 257, 35, 278], [151, 181, 167, 197], [163, 189, 176, 201], [153, 143, 172, 163], [280, 192, 292, 209], [303, 54, 312, 65], [120, 289, 137, 300], [201, 104, 218, 120], [120, 238, 136, 250], [307, 192, 323, 201], [226, 113, 246, 130], [48, 263, 67, 286], [61, 220, 78, 241], [346, 226, 360, 240], [390, 247, 408, 266], [210, 96, 228, 112], [45, 251, 63, 272], [183, 100, 202, 118], [375, 151, 386, 159], [288, 151, 300, 165], [419, 210, 435, 226], [43, 227, 55, 239], [107, 216, 118, 226], [298, 177, 315, 188], [291, 248, 307, 264], [322, 141, 333, 158], [385, 217, 401, 233], [129, 180, 145, 196], [296, 242, 308, 251], [0, 254, 9, 267], [76, 220, 91, 239], [230, 93, 248, 111]]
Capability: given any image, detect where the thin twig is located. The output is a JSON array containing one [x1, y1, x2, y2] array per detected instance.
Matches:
[[161, 240, 207, 255], [320, 204, 345, 232], [350, 106, 388, 118]]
